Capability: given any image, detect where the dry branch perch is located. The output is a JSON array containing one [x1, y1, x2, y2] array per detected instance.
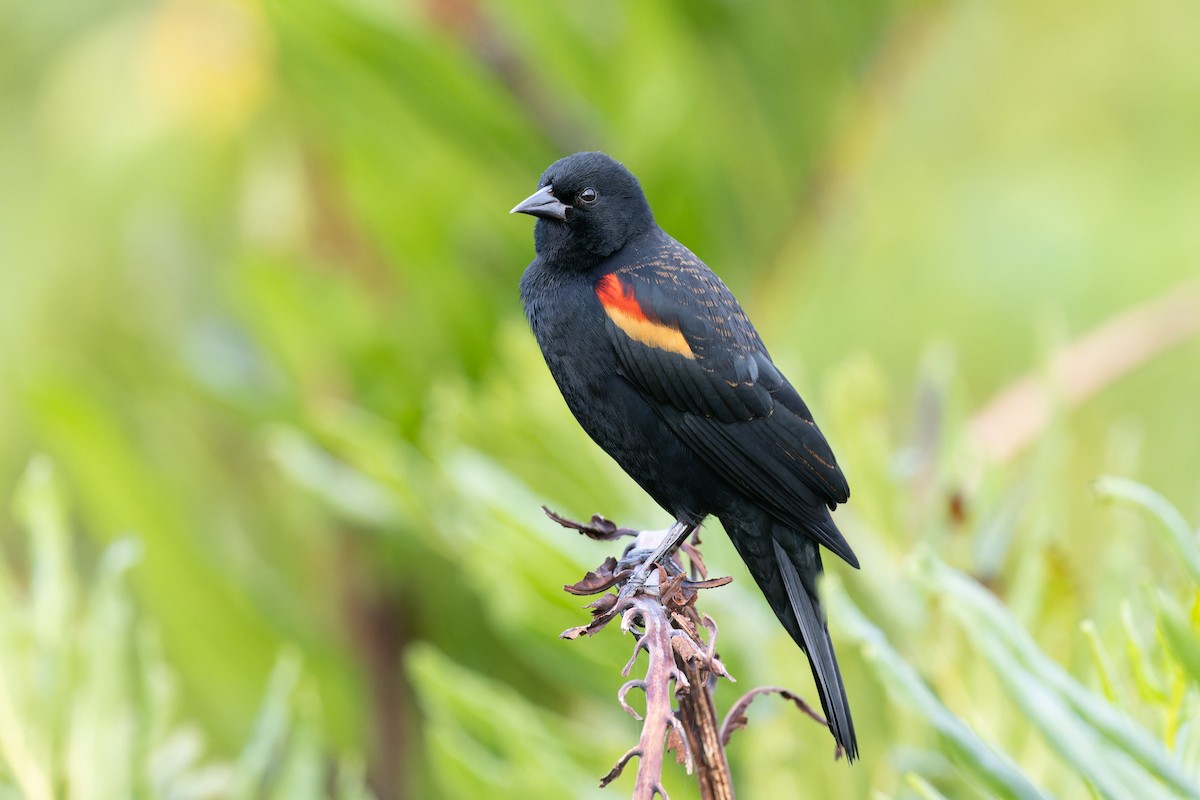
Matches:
[[547, 508, 833, 799]]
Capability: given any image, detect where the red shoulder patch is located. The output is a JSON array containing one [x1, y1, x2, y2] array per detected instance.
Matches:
[[595, 274, 647, 322], [595, 274, 694, 360]]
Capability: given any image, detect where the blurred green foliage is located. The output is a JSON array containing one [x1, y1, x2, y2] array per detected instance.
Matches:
[[0, 459, 374, 799], [1, 0, 1199, 798]]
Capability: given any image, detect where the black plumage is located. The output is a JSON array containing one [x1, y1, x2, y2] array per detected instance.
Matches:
[[513, 151, 859, 759]]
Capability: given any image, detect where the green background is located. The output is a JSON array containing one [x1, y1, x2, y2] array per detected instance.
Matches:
[[2, 0, 1199, 797]]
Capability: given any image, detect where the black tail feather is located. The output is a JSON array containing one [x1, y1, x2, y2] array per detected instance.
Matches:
[[721, 512, 858, 760], [772, 538, 857, 760]]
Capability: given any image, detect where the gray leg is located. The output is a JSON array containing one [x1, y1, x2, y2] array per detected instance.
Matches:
[[621, 519, 697, 596]]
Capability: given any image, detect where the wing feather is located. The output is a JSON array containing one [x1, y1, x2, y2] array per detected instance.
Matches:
[[594, 240, 856, 566]]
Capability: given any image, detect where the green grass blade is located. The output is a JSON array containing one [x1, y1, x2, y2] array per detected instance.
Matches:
[[828, 579, 1046, 799], [13, 456, 75, 646], [1080, 620, 1120, 704], [907, 773, 954, 800], [1093, 477, 1200, 585], [232, 650, 304, 800], [922, 556, 1199, 798], [1156, 592, 1200, 687]]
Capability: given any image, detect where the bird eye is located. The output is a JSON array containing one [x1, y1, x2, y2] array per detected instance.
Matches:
[[578, 187, 597, 204]]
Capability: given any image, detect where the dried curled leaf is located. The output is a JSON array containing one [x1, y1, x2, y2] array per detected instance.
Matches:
[[666, 725, 688, 767], [599, 747, 642, 788], [565, 556, 624, 595], [720, 686, 829, 747], [544, 506, 638, 541], [587, 593, 619, 616]]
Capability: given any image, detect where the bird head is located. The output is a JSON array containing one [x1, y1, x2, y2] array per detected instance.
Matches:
[[511, 152, 654, 267]]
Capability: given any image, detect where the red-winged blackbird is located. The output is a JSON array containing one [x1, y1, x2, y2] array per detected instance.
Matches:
[[512, 151, 858, 759]]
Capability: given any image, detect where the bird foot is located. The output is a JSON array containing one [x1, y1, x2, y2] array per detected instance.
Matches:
[[617, 522, 696, 600], [544, 510, 705, 600]]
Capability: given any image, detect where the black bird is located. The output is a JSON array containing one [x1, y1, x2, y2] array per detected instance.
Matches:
[[512, 152, 858, 760]]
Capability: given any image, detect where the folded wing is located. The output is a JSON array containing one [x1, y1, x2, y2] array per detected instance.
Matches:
[[594, 244, 857, 567]]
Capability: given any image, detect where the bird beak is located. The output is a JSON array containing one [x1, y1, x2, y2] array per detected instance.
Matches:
[[510, 184, 569, 221]]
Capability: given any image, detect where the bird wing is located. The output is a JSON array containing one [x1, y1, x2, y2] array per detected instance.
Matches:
[[594, 243, 857, 567]]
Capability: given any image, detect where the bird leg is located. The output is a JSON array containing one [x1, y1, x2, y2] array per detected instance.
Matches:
[[620, 520, 697, 597]]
